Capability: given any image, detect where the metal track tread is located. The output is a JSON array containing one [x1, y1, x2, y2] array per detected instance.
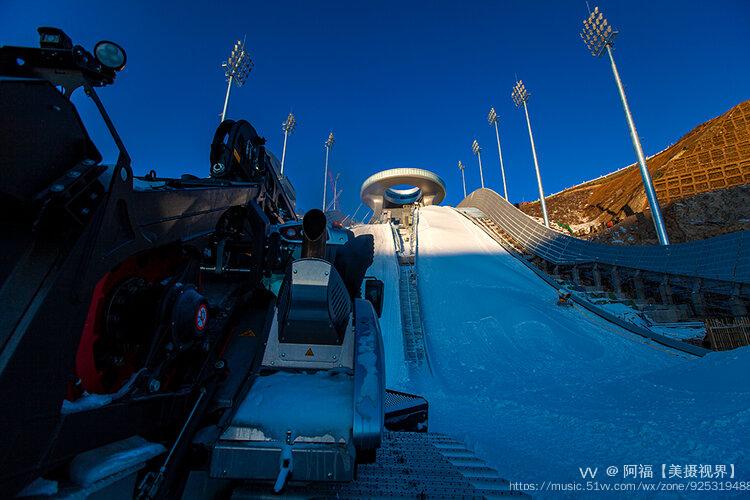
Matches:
[[399, 265, 428, 367], [231, 432, 529, 498], [391, 210, 429, 370]]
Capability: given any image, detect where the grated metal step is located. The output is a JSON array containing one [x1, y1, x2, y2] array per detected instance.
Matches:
[[231, 432, 529, 499]]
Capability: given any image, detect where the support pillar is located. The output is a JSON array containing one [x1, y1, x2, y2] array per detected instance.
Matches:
[[632, 270, 647, 302], [571, 266, 581, 287], [659, 275, 674, 306], [610, 266, 623, 298], [592, 264, 603, 289], [690, 278, 706, 318], [731, 283, 748, 317]]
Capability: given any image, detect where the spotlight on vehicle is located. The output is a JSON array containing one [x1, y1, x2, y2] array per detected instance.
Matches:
[[93, 40, 127, 71]]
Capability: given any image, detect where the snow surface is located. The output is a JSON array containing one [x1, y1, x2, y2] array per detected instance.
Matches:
[[359, 205, 750, 497], [232, 371, 353, 443], [69, 436, 165, 486]]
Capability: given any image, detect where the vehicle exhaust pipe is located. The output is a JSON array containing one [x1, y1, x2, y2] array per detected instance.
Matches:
[[302, 209, 328, 259]]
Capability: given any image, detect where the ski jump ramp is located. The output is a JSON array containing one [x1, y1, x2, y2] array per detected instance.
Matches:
[[360, 168, 446, 221], [356, 205, 750, 492]]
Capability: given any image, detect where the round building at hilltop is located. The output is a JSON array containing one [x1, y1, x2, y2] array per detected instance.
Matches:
[[360, 168, 446, 222]]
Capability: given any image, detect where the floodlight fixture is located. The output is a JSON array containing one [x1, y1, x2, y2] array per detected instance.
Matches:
[[487, 107, 498, 125], [580, 6, 618, 57], [219, 38, 253, 122], [511, 80, 529, 107], [223, 39, 253, 85], [458, 160, 467, 199], [322, 132, 335, 209], [279, 112, 296, 176], [488, 106, 509, 199], [471, 139, 485, 188], [282, 112, 297, 134]]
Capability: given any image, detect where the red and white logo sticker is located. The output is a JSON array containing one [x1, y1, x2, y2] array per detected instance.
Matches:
[[195, 304, 208, 332]]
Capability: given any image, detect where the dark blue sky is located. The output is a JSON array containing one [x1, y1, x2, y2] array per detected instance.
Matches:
[[3, 1, 749, 216]]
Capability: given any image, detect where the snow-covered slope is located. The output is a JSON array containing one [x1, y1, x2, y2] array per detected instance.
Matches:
[[380, 205, 749, 495], [354, 209, 749, 495]]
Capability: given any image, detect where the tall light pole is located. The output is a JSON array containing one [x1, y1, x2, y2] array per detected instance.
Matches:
[[512, 79, 549, 227], [580, 6, 669, 245], [220, 39, 253, 122], [471, 139, 485, 188], [458, 160, 467, 198], [322, 132, 335, 210], [487, 107, 509, 200], [279, 112, 296, 176]]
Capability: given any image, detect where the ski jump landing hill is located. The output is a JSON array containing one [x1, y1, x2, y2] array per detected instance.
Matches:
[[458, 188, 750, 326], [360, 168, 446, 221], [354, 195, 750, 492]]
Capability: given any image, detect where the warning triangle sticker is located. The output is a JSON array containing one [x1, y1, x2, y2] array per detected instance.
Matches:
[[305, 347, 315, 357]]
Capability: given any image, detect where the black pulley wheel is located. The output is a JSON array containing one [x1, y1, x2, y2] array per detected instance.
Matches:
[[209, 119, 265, 180], [209, 119, 235, 178]]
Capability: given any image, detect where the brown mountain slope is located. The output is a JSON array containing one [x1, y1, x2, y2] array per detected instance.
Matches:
[[519, 100, 750, 244]]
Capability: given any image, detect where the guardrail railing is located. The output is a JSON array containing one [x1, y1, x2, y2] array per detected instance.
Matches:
[[458, 188, 750, 285]]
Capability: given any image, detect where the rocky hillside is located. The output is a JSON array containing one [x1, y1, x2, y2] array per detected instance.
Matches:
[[519, 100, 750, 244]]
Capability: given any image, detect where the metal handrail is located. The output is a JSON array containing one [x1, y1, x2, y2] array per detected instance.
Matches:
[[458, 188, 750, 284]]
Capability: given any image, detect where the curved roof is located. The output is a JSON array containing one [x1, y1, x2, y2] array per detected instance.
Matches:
[[360, 168, 446, 214]]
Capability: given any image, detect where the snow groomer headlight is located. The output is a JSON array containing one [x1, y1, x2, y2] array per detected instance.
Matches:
[[93, 40, 127, 71]]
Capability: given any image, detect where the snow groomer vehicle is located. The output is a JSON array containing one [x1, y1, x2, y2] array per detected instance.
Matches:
[[0, 27, 443, 499]]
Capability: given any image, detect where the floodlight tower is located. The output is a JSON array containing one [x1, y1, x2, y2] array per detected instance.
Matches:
[[471, 139, 485, 188], [580, 6, 669, 245], [322, 132, 335, 210], [512, 79, 549, 227], [487, 107, 509, 200], [279, 112, 296, 176], [458, 160, 467, 198], [220, 39, 253, 122]]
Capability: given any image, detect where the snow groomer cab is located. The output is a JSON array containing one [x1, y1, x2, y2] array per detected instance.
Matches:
[[209, 208, 386, 492]]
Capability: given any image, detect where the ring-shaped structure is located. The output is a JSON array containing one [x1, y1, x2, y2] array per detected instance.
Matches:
[[360, 168, 446, 217]]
